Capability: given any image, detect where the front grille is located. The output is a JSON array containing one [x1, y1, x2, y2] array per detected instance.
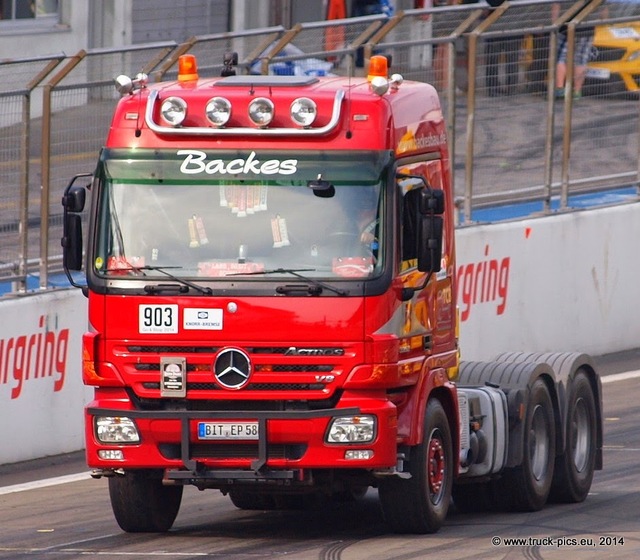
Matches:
[[593, 47, 626, 63], [128, 345, 220, 353], [142, 382, 325, 391], [135, 363, 334, 373], [127, 345, 344, 355], [134, 395, 341, 411], [268, 364, 333, 372], [120, 342, 353, 400], [158, 443, 307, 460]]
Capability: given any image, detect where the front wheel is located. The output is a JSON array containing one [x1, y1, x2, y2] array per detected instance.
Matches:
[[109, 470, 183, 532], [379, 398, 453, 534]]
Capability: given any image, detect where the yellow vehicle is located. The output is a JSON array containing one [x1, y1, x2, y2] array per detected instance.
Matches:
[[586, 22, 640, 93], [586, 1, 640, 94]]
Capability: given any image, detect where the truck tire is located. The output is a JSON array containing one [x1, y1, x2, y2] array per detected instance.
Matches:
[[379, 398, 453, 534], [505, 379, 556, 511], [109, 470, 183, 532], [550, 371, 598, 503]]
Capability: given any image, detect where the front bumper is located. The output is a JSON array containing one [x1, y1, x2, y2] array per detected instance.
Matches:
[[86, 400, 399, 482], [586, 64, 640, 92]]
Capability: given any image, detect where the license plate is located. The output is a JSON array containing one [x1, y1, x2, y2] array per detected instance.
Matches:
[[586, 67, 610, 80], [197, 422, 259, 440]]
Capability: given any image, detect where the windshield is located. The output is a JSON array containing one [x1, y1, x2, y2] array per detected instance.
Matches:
[[93, 149, 390, 283]]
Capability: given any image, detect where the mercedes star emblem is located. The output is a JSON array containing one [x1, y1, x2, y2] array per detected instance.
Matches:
[[213, 348, 252, 389]]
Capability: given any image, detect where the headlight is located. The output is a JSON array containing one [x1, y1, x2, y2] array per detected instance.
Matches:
[[248, 97, 274, 127], [290, 97, 317, 127], [160, 96, 187, 126], [326, 415, 376, 443], [627, 51, 640, 63], [95, 416, 140, 443], [206, 96, 231, 127]]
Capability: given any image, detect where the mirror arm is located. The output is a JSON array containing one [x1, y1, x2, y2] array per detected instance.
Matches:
[[401, 271, 434, 302]]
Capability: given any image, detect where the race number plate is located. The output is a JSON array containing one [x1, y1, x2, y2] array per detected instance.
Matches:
[[198, 422, 259, 440], [139, 304, 178, 333]]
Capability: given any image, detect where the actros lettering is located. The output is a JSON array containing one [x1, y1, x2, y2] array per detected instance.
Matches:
[[457, 244, 510, 322], [284, 347, 344, 356], [0, 315, 69, 400], [178, 149, 298, 176]]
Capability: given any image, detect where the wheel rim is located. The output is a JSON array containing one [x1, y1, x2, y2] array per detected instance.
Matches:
[[427, 429, 446, 503], [571, 397, 590, 473], [529, 404, 550, 481]]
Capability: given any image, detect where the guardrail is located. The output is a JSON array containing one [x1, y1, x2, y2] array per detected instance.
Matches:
[[1, 0, 639, 294]]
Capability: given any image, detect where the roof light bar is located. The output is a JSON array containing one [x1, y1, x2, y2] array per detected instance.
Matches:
[[145, 89, 345, 137]]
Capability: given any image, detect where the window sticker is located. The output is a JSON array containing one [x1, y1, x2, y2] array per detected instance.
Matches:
[[271, 215, 290, 247]]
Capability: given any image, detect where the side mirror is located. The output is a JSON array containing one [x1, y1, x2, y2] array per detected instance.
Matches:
[[417, 187, 445, 273], [62, 184, 86, 213], [419, 187, 444, 215], [61, 173, 92, 285], [62, 213, 83, 271], [400, 184, 445, 300], [417, 215, 443, 273]]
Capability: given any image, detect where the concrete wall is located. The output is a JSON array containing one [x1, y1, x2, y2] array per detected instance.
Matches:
[[456, 202, 639, 360], [0, 289, 90, 465]]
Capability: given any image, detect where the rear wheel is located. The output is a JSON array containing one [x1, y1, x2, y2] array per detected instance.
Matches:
[[379, 398, 453, 534], [550, 371, 598, 502], [109, 470, 183, 533], [505, 379, 556, 511]]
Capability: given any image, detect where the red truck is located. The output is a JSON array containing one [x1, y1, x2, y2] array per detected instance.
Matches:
[[62, 52, 602, 534]]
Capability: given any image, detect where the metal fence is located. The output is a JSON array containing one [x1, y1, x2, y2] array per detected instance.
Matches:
[[1, 0, 639, 294]]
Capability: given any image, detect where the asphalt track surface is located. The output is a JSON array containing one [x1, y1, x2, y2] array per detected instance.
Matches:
[[0, 349, 639, 560]]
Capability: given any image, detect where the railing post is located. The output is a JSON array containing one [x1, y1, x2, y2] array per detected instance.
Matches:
[[40, 50, 86, 290], [463, 5, 505, 224], [559, 0, 605, 209]]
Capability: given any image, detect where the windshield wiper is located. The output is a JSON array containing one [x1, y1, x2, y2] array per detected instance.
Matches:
[[228, 268, 348, 296], [118, 265, 213, 296]]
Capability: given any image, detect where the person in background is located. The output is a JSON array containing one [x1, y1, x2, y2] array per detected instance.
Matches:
[[484, 0, 520, 97], [431, 0, 478, 91], [553, 1, 608, 100]]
